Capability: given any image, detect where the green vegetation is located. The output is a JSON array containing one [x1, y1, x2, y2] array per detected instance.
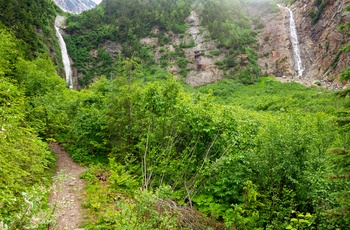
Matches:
[[201, 0, 255, 50], [0, 0, 59, 57], [46, 64, 349, 228], [200, 0, 260, 83], [0, 2, 75, 226], [1, 0, 350, 229], [64, 0, 263, 87], [340, 67, 350, 81], [80, 161, 223, 229], [65, 0, 193, 86], [309, 0, 330, 25], [0, 28, 67, 228], [338, 4, 350, 82], [180, 39, 195, 48]]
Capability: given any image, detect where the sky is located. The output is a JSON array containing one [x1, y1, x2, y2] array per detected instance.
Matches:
[[92, 0, 102, 4]]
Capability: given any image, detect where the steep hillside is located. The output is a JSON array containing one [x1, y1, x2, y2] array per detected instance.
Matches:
[[0, 0, 59, 57], [249, 0, 350, 89], [295, 0, 350, 87], [63, 0, 194, 86], [62, 0, 350, 89], [63, 0, 259, 87]]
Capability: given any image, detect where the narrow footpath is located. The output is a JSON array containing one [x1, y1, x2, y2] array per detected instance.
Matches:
[[49, 143, 86, 230]]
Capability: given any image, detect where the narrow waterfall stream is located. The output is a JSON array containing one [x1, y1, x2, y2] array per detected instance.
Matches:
[[278, 5, 304, 77], [55, 16, 73, 89]]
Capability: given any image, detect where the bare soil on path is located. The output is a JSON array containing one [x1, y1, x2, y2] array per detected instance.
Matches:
[[49, 143, 86, 230]]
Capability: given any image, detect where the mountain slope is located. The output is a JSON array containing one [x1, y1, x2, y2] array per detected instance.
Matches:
[[52, 0, 98, 14], [0, 0, 58, 57], [63, 0, 259, 87], [62, 0, 350, 89], [249, 0, 350, 89], [294, 0, 350, 87]]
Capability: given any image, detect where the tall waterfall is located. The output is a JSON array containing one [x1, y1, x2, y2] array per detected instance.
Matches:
[[55, 16, 73, 89], [278, 5, 304, 77]]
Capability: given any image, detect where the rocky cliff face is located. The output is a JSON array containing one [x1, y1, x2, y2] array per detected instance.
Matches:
[[182, 12, 225, 86], [250, 0, 350, 89], [52, 0, 99, 14], [75, 10, 225, 87], [139, 11, 226, 87]]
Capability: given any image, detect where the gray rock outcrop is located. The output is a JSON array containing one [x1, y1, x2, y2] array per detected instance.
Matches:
[[52, 0, 98, 14]]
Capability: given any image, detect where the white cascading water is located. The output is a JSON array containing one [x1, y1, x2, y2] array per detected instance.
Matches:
[[55, 16, 73, 89], [278, 5, 304, 77]]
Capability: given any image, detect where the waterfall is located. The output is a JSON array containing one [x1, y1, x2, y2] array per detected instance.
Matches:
[[55, 16, 73, 89], [278, 5, 304, 77]]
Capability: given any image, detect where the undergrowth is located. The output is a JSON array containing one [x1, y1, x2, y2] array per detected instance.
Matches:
[[80, 160, 225, 230]]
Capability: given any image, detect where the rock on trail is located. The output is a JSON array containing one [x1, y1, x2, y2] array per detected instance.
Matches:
[[49, 143, 86, 230]]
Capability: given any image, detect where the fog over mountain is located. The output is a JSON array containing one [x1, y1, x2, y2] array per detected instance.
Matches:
[[52, 0, 99, 14]]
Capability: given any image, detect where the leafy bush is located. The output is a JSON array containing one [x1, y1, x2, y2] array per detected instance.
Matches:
[[210, 50, 221, 56], [159, 35, 171, 46], [0, 80, 55, 226], [340, 67, 350, 81], [81, 163, 177, 229], [180, 39, 195, 48]]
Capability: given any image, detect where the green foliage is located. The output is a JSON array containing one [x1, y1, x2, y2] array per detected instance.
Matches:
[[201, 0, 255, 50], [325, 90, 350, 226], [0, 29, 21, 78], [0, 76, 55, 227], [308, 0, 330, 25], [81, 164, 177, 229], [15, 57, 66, 97], [159, 35, 171, 46], [0, 0, 58, 57], [223, 181, 264, 229], [337, 5, 350, 82], [55, 63, 349, 229], [186, 77, 350, 228], [197, 77, 343, 113], [2, 1, 350, 229], [0, 29, 69, 228], [180, 39, 195, 48], [0, 185, 53, 230], [330, 50, 343, 70], [193, 194, 228, 219], [188, 99, 340, 227], [176, 57, 191, 77], [200, 0, 259, 83], [285, 212, 314, 230], [210, 50, 222, 56], [108, 158, 139, 192], [340, 67, 350, 81], [252, 112, 334, 200], [338, 22, 350, 36], [64, 0, 193, 86]]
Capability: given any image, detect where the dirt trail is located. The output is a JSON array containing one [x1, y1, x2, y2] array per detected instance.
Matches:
[[49, 143, 86, 230]]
